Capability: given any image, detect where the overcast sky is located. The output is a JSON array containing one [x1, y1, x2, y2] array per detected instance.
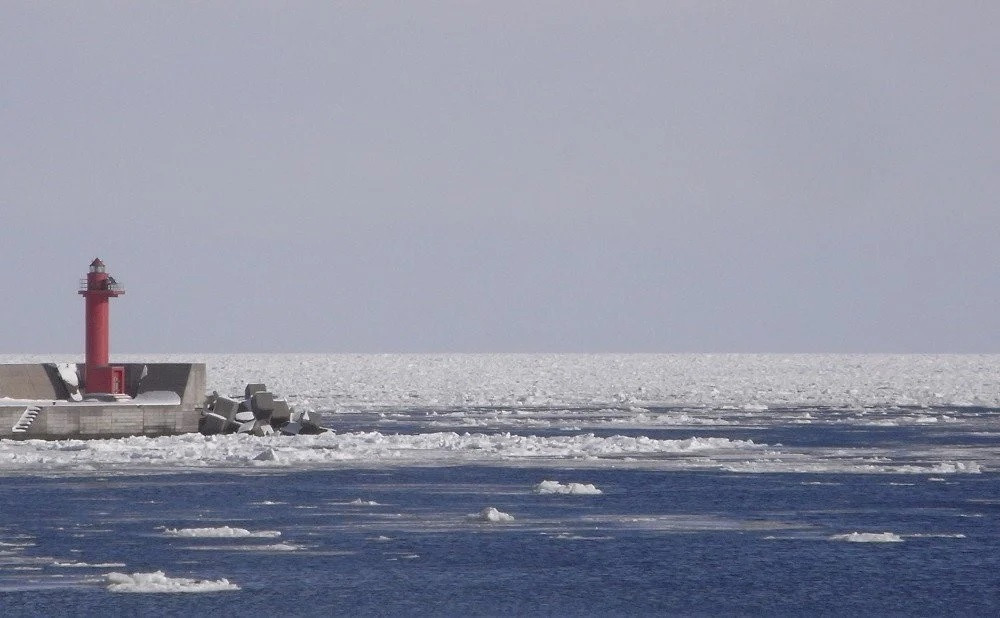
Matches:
[[2, 2, 997, 353]]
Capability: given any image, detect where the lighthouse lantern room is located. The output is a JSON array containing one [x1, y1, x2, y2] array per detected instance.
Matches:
[[78, 258, 126, 395]]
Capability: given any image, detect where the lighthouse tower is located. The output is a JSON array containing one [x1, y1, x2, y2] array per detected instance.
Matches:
[[79, 258, 126, 395]]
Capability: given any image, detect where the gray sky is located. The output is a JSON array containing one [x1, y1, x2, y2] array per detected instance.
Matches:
[[2, 2, 998, 353]]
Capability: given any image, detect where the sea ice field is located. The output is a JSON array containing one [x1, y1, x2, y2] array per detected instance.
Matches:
[[1, 354, 999, 615]]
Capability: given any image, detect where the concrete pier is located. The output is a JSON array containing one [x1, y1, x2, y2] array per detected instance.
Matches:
[[0, 363, 206, 439]]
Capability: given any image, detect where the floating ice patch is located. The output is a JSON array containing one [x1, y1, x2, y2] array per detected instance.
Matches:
[[350, 499, 381, 506], [162, 526, 281, 538], [546, 532, 614, 541], [533, 480, 603, 495], [723, 457, 984, 475], [105, 571, 239, 593], [53, 561, 126, 568], [829, 532, 904, 543], [0, 431, 762, 471], [469, 507, 514, 523], [186, 543, 301, 552], [0, 540, 35, 548], [928, 461, 982, 474]]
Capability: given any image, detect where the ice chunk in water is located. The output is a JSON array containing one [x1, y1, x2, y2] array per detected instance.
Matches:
[[468, 507, 515, 522]]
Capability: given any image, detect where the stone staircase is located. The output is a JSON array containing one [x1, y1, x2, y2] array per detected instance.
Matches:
[[11, 406, 41, 434]]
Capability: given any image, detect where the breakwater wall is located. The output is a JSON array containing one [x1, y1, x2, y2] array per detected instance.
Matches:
[[0, 363, 206, 439]]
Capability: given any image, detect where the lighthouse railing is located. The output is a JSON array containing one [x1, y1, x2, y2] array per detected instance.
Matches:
[[79, 279, 125, 293]]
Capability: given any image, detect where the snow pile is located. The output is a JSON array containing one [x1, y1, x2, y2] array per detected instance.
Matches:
[[468, 507, 515, 523], [534, 480, 603, 495], [162, 526, 280, 538], [829, 532, 904, 543], [105, 571, 240, 593]]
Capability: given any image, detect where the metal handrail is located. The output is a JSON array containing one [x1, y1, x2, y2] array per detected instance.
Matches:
[[78, 278, 125, 292]]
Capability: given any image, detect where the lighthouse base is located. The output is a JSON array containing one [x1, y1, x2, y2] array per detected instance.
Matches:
[[85, 365, 125, 395]]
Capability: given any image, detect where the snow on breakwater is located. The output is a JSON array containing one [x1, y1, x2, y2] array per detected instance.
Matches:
[[105, 571, 240, 593]]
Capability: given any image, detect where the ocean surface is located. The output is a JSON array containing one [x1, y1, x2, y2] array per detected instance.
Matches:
[[1, 354, 998, 615]]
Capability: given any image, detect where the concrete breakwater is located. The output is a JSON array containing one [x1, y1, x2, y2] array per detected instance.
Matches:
[[0, 363, 204, 439]]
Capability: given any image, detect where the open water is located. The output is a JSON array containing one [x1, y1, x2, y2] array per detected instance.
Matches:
[[2, 409, 999, 616]]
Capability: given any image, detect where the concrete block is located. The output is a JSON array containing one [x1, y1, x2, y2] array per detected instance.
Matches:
[[214, 397, 240, 423], [251, 391, 275, 413], [143, 406, 182, 435], [300, 411, 326, 435], [251, 420, 274, 437], [111, 409, 143, 434], [245, 383, 267, 398], [237, 420, 255, 434], [79, 408, 113, 435], [200, 412, 228, 435], [279, 421, 301, 436], [235, 411, 255, 423], [253, 408, 272, 422], [177, 409, 200, 434], [270, 399, 291, 425], [251, 392, 275, 421]]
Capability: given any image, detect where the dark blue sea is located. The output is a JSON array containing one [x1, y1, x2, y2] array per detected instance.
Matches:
[[2, 410, 999, 616]]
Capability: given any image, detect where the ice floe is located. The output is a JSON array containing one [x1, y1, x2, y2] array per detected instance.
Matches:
[[2, 353, 998, 478], [184, 543, 301, 552], [469, 507, 515, 523], [533, 480, 603, 495], [0, 431, 759, 471], [905, 533, 966, 539], [722, 458, 984, 475], [829, 532, 904, 543], [162, 526, 281, 538], [105, 570, 240, 592]]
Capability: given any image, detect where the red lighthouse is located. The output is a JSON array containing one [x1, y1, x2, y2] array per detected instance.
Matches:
[[79, 258, 126, 394]]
